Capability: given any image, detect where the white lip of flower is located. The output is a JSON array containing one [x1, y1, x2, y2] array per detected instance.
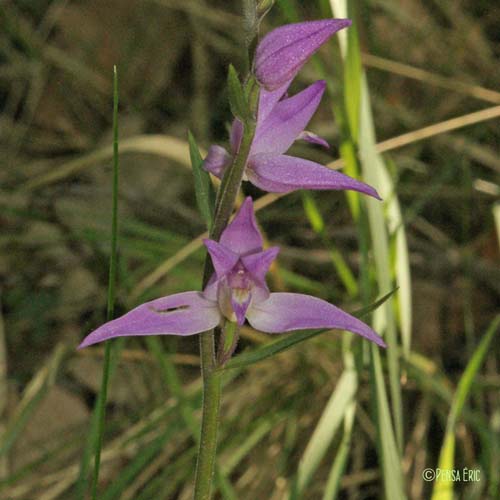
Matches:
[[217, 275, 253, 323]]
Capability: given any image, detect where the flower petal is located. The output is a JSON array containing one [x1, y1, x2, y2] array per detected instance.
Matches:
[[297, 130, 330, 148], [203, 145, 231, 178], [230, 119, 243, 155], [247, 154, 381, 199], [202, 273, 219, 301], [241, 246, 280, 285], [79, 292, 220, 348], [246, 292, 386, 347], [257, 80, 292, 126], [251, 81, 326, 156], [255, 19, 352, 90], [203, 239, 240, 278], [220, 197, 263, 255]]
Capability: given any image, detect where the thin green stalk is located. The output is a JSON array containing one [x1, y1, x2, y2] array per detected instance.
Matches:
[[194, 79, 258, 500], [90, 65, 120, 499]]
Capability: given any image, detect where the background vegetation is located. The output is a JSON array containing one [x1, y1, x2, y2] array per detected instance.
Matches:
[[1, 0, 499, 498]]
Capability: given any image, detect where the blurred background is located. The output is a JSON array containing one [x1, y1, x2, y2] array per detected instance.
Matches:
[[1, 0, 499, 498]]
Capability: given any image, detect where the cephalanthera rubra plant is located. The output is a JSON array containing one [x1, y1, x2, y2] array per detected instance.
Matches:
[[82, 9, 386, 500]]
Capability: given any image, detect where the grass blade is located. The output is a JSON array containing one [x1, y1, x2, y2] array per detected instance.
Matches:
[[0, 344, 66, 458], [370, 344, 406, 499], [494, 203, 500, 249], [322, 400, 356, 500], [90, 64, 121, 499], [296, 369, 357, 493], [75, 66, 121, 500], [302, 192, 358, 297], [358, 74, 404, 451], [431, 315, 500, 500]]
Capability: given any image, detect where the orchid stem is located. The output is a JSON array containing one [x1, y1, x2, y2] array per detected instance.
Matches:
[[193, 86, 258, 500]]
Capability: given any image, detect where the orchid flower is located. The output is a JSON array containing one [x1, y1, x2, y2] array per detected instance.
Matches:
[[203, 20, 380, 198], [79, 198, 385, 349]]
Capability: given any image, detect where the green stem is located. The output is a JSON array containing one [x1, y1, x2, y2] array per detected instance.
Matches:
[[193, 94, 258, 500]]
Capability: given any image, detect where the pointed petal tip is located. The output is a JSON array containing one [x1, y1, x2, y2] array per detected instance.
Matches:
[[77, 334, 101, 349], [316, 79, 327, 89], [255, 19, 352, 91], [246, 292, 385, 347], [242, 196, 254, 209], [220, 196, 263, 254], [247, 154, 383, 197], [368, 186, 383, 201], [204, 239, 239, 277]]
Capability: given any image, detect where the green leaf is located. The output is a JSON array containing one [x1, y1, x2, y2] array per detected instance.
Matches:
[[322, 400, 356, 500], [302, 192, 358, 297], [370, 344, 406, 500], [222, 291, 395, 371], [344, 22, 361, 144], [188, 130, 215, 230], [432, 315, 500, 500], [351, 287, 398, 318], [227, 64, 248, 120], [83, 65, 121, 500]]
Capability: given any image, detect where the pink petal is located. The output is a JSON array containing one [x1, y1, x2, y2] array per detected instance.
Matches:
[[79, 292, 221, 348], [257, 80, 292, 126], [255, 19, 352, 91], [202, 273, 219, 301], [247, 154, 381, 199], [251, 81, 326, 156], [246, 292, 386, 347], [203, 145, 231, 178], [203, 239, 240, 278], [220, 197, 263, 255], [230, 119, 244, 155], [241, 247, 280, 285], [297, 131, 330, 148]]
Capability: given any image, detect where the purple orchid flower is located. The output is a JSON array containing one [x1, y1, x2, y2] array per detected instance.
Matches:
[[254, 19, 352, 91], [203, 79, 380, 197], [79, 198, 385, 349]]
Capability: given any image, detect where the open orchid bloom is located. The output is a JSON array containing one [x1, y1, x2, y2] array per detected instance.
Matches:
[[254, 19, 352, 91], [79, 198, 385, 349], [203, 79, 380, 198]]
